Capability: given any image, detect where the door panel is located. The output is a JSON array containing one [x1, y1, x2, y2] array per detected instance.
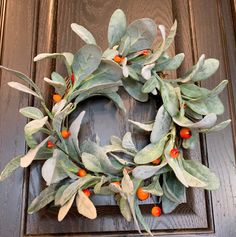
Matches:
[[0, 0, 235, 236]]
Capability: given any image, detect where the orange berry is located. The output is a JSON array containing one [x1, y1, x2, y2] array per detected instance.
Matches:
[[112, 181, 121, 186], [151, 206, 161, 217], [61, 130, 71, 139], [71, 73, 75, 83], [152, 158, 161, 165], [53, 94, 62, 103], [47, 140, 55, 149], [136, 187, 150, 201], [77, 168, 87, 177], [141, 49, 150, 56], [180, 128, 192, 139], [169, 148, 179, 158], [82, 189, 91, 197], [113, 55, 124, 63]]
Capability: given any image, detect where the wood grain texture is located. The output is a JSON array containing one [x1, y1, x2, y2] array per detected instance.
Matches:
[[0, 0, 38, 236], [0, 0, 235, 236], [26, 0, 208, 235]]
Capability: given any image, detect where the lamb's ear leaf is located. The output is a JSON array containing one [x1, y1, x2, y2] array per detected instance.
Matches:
[[54, 184, 70, 206], [159, 80, 179, 117], [142, 76, 160, 94], [119, 196, 132, 222], [132, 162, 167, 180], [0, 65, 40, 94], [164, 137, 188, 187], [199, 119, 231, 133], [24, 116, 48, 148], [134, 136, 168, 164], [128, 119, 154, 132], [76, 190, 97, 219], [19, 107, 44, 120], [122, 132, 137, 153], [8, 82, 41, 99], [182, 159, 220, 190], [162, 194, 179, 214], [0, 155, 22, 181], [155, 53, 185, 71], [20, 137, 50, 167], [120, 18, 157, 55], [34, 52, 74, 67], [164, 20, 177, 51], [72, 44, 102, 87], [69, 111, 86, 153], [122, 78, 149, 102], [44, 77, 66, 96], [58, 194, 76, 222], [41, 149, 68, 186], [142, 175, 163, 196], [28, 184, 58, 214], [108, 9, 126, 48], [163, 172, 186, 204], [81, 152, 104, 173], [71, 23, 96, 45], [150, 105, 172, 144], [134, 200, 153, 236], [192, 58, 219, 81]]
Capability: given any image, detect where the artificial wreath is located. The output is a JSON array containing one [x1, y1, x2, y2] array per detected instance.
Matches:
[[0, 9, 231, 236]]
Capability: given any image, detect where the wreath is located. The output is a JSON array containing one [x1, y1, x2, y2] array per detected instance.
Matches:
[[0, 9, 231, 236]]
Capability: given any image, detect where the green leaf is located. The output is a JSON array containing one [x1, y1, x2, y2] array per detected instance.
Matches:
[[162, 194, 179, 214], [154, 53, 185, 71], [150, 106, 172, 144], [41, 149, 68, 185], [122, 132, 137, 153], [128, 119, 153, 132], [142, 176, 163, 196], [121, 169, 134, 195], [81, 141, 121, 174], [134, 200, 153, 236], [71, 23, 96, 44], [52, 103, 73, 133], [44, 77, 66, 96], [0, 156, 22, 181], [69, 110, 85, 153], [20, 137, 49, 167], [19, 107, 44, 120], [76, 190, 97, 219], [28, 184, 58, 214], [24, 116, 48, 148], [119, 196, 132, 222], [142, 76, 159, 93], [192, 58, 219, 81], [182, 159, 220, 190], [163, 172, 186, 203], [134, 136, 168, 164], [122, 78, 149, 102], [164, 20, 177, 51], [173, 113, 217, 129], [164, 137, 188, 187], [72, 44, 102, 87], [54, 184, 70, 206], [0, 65, 41, 95], [8, 82, 41, 99], [186, 96, 224, 115], [108, 9, 126, 48], [81, 152, 104, 173], [132, 161, 167, 180], [199, 119, 231, 133], [160, 80, 179, 117], [180, 83, 209, 99], [58, 194, 75, 222], [120, 18, 157, 54]]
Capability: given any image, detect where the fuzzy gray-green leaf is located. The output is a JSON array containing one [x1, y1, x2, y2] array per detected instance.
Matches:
[[108, 9, 126, 48]]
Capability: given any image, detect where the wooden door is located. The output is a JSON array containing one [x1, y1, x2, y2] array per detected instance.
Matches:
[[0, 0, 236, 236]]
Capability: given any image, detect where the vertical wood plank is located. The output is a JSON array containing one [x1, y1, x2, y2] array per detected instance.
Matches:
[[189, 0, 236, 236], [0, 0, 38, 236]]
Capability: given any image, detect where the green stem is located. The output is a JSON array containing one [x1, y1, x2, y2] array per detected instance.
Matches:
[[41, 102, 53, 120]]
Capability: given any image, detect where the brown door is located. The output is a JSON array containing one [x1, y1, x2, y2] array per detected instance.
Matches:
[[0, 0, 236, 236]]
